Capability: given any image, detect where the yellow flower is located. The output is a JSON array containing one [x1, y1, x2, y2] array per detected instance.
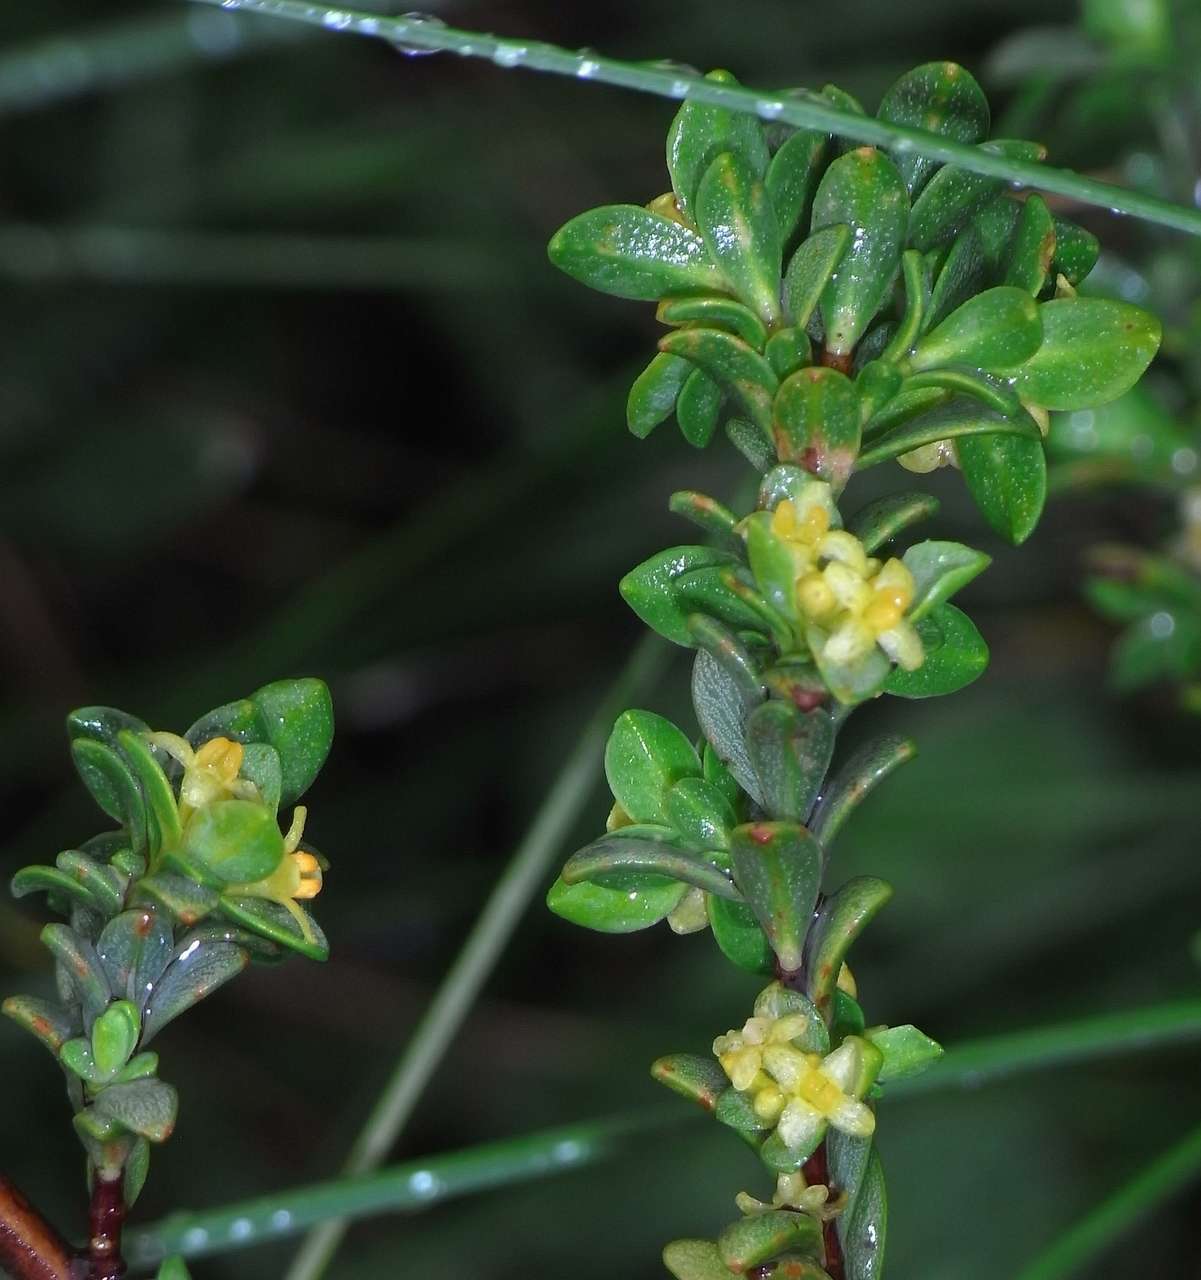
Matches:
[[735, 1171, 844, 1221], [147, 732, 259, 821]]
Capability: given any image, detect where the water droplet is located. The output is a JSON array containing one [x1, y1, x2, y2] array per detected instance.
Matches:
[[1151, 610, 1175, 638], [182, 1228, 209, 1251], [229, 1218, 253, 1241], [323, 9, 352, 29], [392, 12, 446, 57], [757, 100, 784, 120], [271, 1209, 293, 1231], [669, 80, 691, 99], [553, 1139, 584, 1163], [642, 58, 701, 77], [1172, 447, 1198, 475], [491, 44, 527, 68], [408, 1169, 442, 1199], [577, 59, 600, 78]]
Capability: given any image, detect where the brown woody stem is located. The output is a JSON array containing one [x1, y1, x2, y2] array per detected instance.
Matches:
[[0, 1176, 77, 1280], [801, 1143, 845, 1280], [84, 1175, 126, 1280]]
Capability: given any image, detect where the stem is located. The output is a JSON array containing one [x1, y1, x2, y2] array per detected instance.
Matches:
[[86, 1175, 126, 1280], [283, 635, 671, 1280], [1014, 1120, 1201, 1280], [801, 1144, 845, 1280], [188, 0, 1201, 238], [0, 1177, 76, 1280]]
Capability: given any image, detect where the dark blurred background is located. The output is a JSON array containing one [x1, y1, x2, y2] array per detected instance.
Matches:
[[2, 1, 1200, 1276]]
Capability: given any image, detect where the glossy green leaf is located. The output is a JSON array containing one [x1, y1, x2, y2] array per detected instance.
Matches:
[[830, 1134, 887, 1280], [901, 540, 991, 622], [1051, 216, 1100, 285], [1005, 194, 1056, 295], [134, 873, 219, 928], [866, 1024, 944, 1082], [141, 939, 249, 1043], [1, 995, 78, 1055], [114, 1051, 160, 1085], [662, 1240, 734, 1280], [926, 224, 988, 327], [909, 286, 1042, 373], [879, 250, 929, 364], [745, 512, 800, 626], [727, 416, 776, 471], [767, 128, 827, 244], [116, 730, 182, 851], [972, 193, 1022, 275], [807, 628, 891, 706], [901, 367, 1022, 418], [760, 1129, 812, 1172], [660, 328, 778, 437], [810, 735, 916, 849], [71, 740, 148, 855], [783, 224, 851, 330], [180, 799, 284, 886], [248, 678, 333, 808], [847, 492, 940, 552], [854, 360, 904, 423], [754, 982, 829, 1048], [11, 863, 98, 910], [745, 701, 835, 823], [658, 296, 768, 349], [765, 327, 813, 381], [546, 873, 688, 935], [67, 706, 151, 748], [676, 565, 776, 639], [759, 464, 843, 517], [821, 82, 867, 151], [692, 646, 765, 805], [95, 909, 173, 1008], [672, 368, 723, 449], [650, 1054, 730, 1114], [812, 149, 909, 357], [627, 352, 691, 439], [92, 1000, 140, 1078], [876, 61, 990, 197], [715, 1085, 771, 1136], [94, 1080, 178, 1143], [41, 924, 111, 1022], [707, 895, 774, 974], [957, 429, 1048, 545], [55, 851, 126, 918], [773, 367, 861, 489], [666, 776, 736, 851], [908, 139, 1046, 251], [729, 822, 822, 972], [696, 150, 783, 326], [805, 877, 893, 1016], [547, 205, 721, 301], [125, 1138, 152, 1210], [1010, 298, 1162, 411], [620, 545, 736, 647], [239, 742, 283, 816], [833, 989, 867, 1042], [667, 69, 770, 217], [218, 895, 329, 962], [563, 827, 736, 900], [60, 1037, 98, 1082], [604, 710, 701, 825], [884, 604, 989, 698], [718, 1210, 823, 1272], [857, 398, 1041, 470]]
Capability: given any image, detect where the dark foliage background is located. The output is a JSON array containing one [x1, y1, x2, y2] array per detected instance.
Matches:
[[1, 1, 1199, 1276]]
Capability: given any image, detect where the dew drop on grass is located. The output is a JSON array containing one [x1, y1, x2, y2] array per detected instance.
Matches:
[[392, 11, 446, 57]]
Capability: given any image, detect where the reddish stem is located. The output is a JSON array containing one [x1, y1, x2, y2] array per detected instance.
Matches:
[[802, 1144, 845, 1280], [0, 1176, 77, 1280], [84, 1176, 126, 1280], [820, 347, 854, 376]]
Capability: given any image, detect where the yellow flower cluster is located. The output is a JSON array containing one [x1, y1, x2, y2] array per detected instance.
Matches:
[[713, 1011, 876, 1155], [770, 488, 924, 671], [735, 1171, 843, 1221]]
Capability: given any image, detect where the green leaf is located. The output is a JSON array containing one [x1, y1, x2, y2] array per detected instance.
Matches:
[[773, 367, 861, 489], [666, 776, 736, 851], [668, 491, 740, 550], [857, 399, 1041, 470], [847, 492, 940, 552], [767, 128, 828, 245], [811, 148, 909, 357], [900, 367, 1022, 418], [239, 742, 283, 816], [1110, 612, 1201, 692], [727, 416, 776, 471], [627, 352, 691, 439], [41, 924, 111, 1022], [885, 604, 989, 699], [666, 69, 771, 217], [926, 225, 988, 328], [810, 735, 916, 849], [807, 628, 891, 706], [1, 995, 78, 1055], [879, 250, 929, 364], [91, 1001, 140, 1078], [676, 368, 725, 449], [620, 545, 736, 647], [180, 798, 284, 886], [1011, 298, 1162, 411], [876, 61, 990, 197], [659, 327, 778, 437], [909, 286, 1042, 373], [866, 1024, 944, 1082], [908, 139, 1046, 251], [562, 829, 736, 900], [1005, 194, 1056, 295], [783, 224, 851, 330], [900, 540, 991, 621], [696, 150, 783, 326], [546, 873, 688, 935], [745, 512, 800, 625], [94, 910, 172, 1008], [11, 863, 99, 910], [116, 730, 182, 852], [707, 895, 774, 974], [248, 678, 333, 808], [676, 565, 776, 639], [663, 1240, 733, 1280], [94, 1079, 178, 1143], [547, 205, 721, 300], [805, 877, 893, 1017], [719, 1211, 824, 1272], [218, 895, 329, 962], [729, 822, 822, 972], [715, 1085, 771, 1136], [134, 874, 220, 927], [650, 1054, 730, 1113], [604, 710, 702, 825], [71, 740, 148, 855], [831, 1136, 888, 1280], [54, 851, 126, 918], [67, 706, 151, 748], [760, 1129, 812, 1172], [141, 938, 249, 1043], [765, 327, 814, 381], [745, 701, 835, 823], [60, 1037, 98, 1083], [1051, 216, 1100, 285], [125, 1138, 152, 1209], [690, 627, 766, 803], [957, 429, 1048, 545], [658, 296, 768, 349]]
